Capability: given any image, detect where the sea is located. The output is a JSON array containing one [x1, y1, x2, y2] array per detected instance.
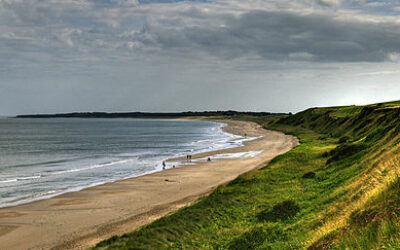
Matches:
[[0, 118, 251, 208]]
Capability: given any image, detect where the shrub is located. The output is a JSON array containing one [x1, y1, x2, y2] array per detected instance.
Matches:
[[322, 152, 330, 158], [302, 172, 316, 179], [326, 143, 367, 164], [350, 209, 379, 226], [338, 136, 350, 144], [308, 232, 337, 250], [228, 225, 287, 249], [257, 200, 300, 222], [364, 127, 387, 144], [394, 138, 400, 146], [228, 227, 267, 250]]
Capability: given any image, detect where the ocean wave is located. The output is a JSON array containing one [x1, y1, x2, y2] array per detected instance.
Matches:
[[0, 159, 138, 184], [2, 158, 84, 170], [49, 159, 136, 176], [0, 175, 42, 184], [0, 186, 88, 208], [17, 175, 41, 180], [0, 178, 18, 184], [212, 150, 264, 159], [186, 151, 264, 163], [0, 166, 165, 208]]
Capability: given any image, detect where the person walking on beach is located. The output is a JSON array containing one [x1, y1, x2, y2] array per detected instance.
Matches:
[[186, 155, 189, 162], [162, 161, 166, 170]]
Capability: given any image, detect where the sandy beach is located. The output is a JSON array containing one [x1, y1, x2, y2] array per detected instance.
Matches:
[[0, 120, 298, 250]]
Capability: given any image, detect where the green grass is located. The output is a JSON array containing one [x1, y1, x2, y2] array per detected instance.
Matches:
[[93, 126, 368, 249], [312, 177, 400, 249], [325, 105, 364, 118], [93, 101, 400, 249]]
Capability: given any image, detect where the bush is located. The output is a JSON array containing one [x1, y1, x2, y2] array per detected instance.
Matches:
[[338, 136, 350, 144], [228, 227, 267, 250], [257, 200, 300, 222], [327, 143, 367, 164], [364, 127, 387, 144], [228, 225, 287, 249], [393, 138, 400, 146], [302, 172, 316, 179], [350, 209, 379, 226]]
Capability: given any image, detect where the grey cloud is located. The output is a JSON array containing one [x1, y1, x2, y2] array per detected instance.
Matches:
[[312, 0, 342, 7], [310, 0, 366, 7], [3, 0, 400, 66], [129, 10, 400, 62]]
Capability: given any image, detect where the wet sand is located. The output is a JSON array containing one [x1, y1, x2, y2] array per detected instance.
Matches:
[[0, 120, 298, 249]]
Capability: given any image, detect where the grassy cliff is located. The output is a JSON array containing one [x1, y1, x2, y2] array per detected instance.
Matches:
[[93, 101, 400, 249]]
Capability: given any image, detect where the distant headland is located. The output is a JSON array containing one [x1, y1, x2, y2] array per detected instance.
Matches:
[[15, 111, 291, 119]]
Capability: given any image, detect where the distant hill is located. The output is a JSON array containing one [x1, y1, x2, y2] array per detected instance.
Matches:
[[15, 111, 290, 119]]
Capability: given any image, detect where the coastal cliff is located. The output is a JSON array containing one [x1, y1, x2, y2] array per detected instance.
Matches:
[[94, 101, 400, 249]]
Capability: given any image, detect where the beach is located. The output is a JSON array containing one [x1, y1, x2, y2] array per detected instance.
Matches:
[[0, 120, 298, 250]]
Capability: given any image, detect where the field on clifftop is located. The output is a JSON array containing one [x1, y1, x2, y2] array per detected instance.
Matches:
[[94, 101, 400, 249]]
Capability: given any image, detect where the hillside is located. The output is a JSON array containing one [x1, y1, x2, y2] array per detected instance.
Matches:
[[93, 101, 400, 249]]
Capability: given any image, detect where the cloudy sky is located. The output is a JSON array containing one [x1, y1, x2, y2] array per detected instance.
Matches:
[[1, 0, 400, 115]]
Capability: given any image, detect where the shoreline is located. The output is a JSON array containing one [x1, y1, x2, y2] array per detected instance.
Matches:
[[0, 119, 298, 249], [0, 119, 250, 209]]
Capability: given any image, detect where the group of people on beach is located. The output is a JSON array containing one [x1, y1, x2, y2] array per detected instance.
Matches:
[[162, 161, 175, 170], [162, 153, 212, 170]]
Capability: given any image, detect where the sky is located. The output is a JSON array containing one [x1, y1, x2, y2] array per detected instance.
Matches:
[[1, 0, 400, 115]]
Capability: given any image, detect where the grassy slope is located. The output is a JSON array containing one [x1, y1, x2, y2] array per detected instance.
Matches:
[[93, 101, 400, 249]]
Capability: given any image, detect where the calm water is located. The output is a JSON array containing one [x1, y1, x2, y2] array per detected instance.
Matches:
[[0, 118, 243, 208]]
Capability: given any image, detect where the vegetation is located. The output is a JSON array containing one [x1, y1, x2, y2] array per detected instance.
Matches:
[[93, 100, 400, 249]]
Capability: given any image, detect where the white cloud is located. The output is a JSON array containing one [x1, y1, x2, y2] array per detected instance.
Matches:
[[354, 70, 400, 76]]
